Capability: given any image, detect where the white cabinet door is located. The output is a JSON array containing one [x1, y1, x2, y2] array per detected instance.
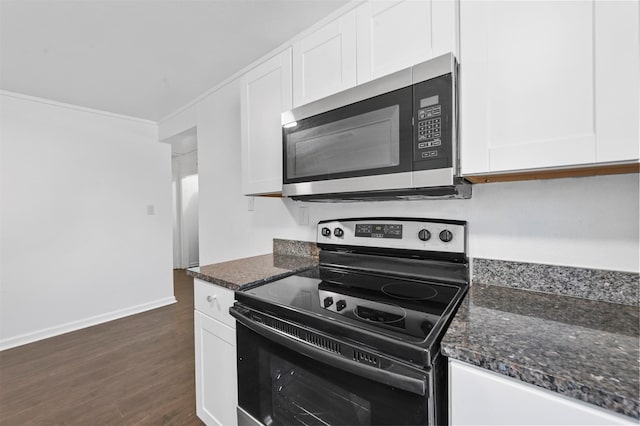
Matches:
[[594, 0, 639, 163], [193, 278, 236, 328], [195, 310, 238, 426], [449, 360, 635, 425], [356, 0, 457, 84], [293, 10, 357, 107], [240, 48, 292, 195], [460, 0, 639, 175]]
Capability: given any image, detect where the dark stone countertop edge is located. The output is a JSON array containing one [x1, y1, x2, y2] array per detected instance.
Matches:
[[186, 253, 317, 291], [186, 266, 309, 291], [441, 282, 640, 420], [441, 344, 639, 420]]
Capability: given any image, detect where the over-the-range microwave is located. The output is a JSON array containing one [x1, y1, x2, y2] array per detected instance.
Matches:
[[281, 52, 470, 201]]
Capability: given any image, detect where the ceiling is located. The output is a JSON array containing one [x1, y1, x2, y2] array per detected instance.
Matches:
[[0, 0, 350, 122]]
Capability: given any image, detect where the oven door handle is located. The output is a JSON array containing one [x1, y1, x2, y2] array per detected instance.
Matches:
[[230, 306, 428, 396]]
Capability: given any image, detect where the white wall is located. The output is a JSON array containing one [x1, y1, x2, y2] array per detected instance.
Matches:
[[0, 92, 174, 349], [197, 79, 298, 265], [285, 173, 639, 272], [194, 82, 639, 273], [158, 104, 197, 142]]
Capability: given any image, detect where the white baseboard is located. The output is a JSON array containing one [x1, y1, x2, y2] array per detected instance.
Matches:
[[0, 297, 177, 351]]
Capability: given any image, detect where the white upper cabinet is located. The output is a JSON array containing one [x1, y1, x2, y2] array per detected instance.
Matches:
[[594, 1, 640, 163], [356, 0, 458, 84], [241, 48, 292, 195], [293, 10, 357, 107], [460, 0, 639, 176]]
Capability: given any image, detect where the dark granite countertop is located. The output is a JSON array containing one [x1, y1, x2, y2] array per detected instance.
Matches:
[[441, 283, 640, 419], [187, 253, 318, 291]]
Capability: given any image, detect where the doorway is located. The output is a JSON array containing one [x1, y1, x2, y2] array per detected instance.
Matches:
[[167, 127, 199, 269], [180, 173, 199, 267]]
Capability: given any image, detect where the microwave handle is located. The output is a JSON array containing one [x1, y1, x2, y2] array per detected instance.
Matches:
[[229, 305, 428, 396]]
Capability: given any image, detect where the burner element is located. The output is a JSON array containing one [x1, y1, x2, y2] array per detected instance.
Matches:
[[354, 303, 407, 326], [381, 282, 438, 300]]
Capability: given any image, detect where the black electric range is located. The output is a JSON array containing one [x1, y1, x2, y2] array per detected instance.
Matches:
[[231, 218, 469, 426]]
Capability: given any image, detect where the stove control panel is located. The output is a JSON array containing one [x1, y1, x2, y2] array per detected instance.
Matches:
[[317, 218, 466, 254]]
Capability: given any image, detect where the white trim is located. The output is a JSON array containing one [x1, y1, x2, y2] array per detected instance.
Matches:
[[0, 90, 157, 126], [158, 0, 365, 124], [461, 158, 640, 177], [0, 297, 177, 351]]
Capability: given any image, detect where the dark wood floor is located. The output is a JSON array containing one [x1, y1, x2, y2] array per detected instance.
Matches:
[[0, 270, 204, 425]]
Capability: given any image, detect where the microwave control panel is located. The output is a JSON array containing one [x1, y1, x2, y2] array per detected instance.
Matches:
[[413, 73, 453, 170]]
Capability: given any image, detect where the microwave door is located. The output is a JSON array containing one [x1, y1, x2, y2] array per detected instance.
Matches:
[[289, 105, 400, 179], [283, 86, 414, 197]]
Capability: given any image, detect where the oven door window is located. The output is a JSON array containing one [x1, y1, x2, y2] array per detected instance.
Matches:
[[283, 86, 413, 184], [237, 323, 428, 426]]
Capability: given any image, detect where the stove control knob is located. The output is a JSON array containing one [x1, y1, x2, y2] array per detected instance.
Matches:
[[439, 229, 453, 243], [321, 227, 331, 237], [334, 227, 344, 238], [323, 297, 334, 308], [418, 229, 431, 241], [336, 300, 347, 312]]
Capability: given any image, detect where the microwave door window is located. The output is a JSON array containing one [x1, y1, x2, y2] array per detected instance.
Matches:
[[287, 105, 400, 179]]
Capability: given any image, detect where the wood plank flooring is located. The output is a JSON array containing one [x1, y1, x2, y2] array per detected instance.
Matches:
[[0, 270, 204, 425]]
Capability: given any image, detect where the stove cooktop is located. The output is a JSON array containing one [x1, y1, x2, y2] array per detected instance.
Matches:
[[234, 218, 469, 367], [236, 269, 467, 366], [241, 269, 463, 343]]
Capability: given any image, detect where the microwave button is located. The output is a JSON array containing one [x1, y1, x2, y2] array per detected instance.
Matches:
[[419, 139, 442, 149], [418, 135, 428, 142], [422, 151, 438, 158], [418, 113, 427, 120]]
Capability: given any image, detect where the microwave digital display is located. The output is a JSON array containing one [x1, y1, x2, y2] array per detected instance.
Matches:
[[420, 95, 439, 108]]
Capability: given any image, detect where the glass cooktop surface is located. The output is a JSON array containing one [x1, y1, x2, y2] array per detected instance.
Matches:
[[241, 268, 463, 343]]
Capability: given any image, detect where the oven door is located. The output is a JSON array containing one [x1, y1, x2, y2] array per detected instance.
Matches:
[[232, 307, 436, 426], [281, 84, 414, 197]]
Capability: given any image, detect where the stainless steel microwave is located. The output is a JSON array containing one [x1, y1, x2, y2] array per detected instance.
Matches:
[[281, 53, 470, 201]]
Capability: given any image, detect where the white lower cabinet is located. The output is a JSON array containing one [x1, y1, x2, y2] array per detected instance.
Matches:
[[449, 359, 635, 425], [194, 281, 237, 426]]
